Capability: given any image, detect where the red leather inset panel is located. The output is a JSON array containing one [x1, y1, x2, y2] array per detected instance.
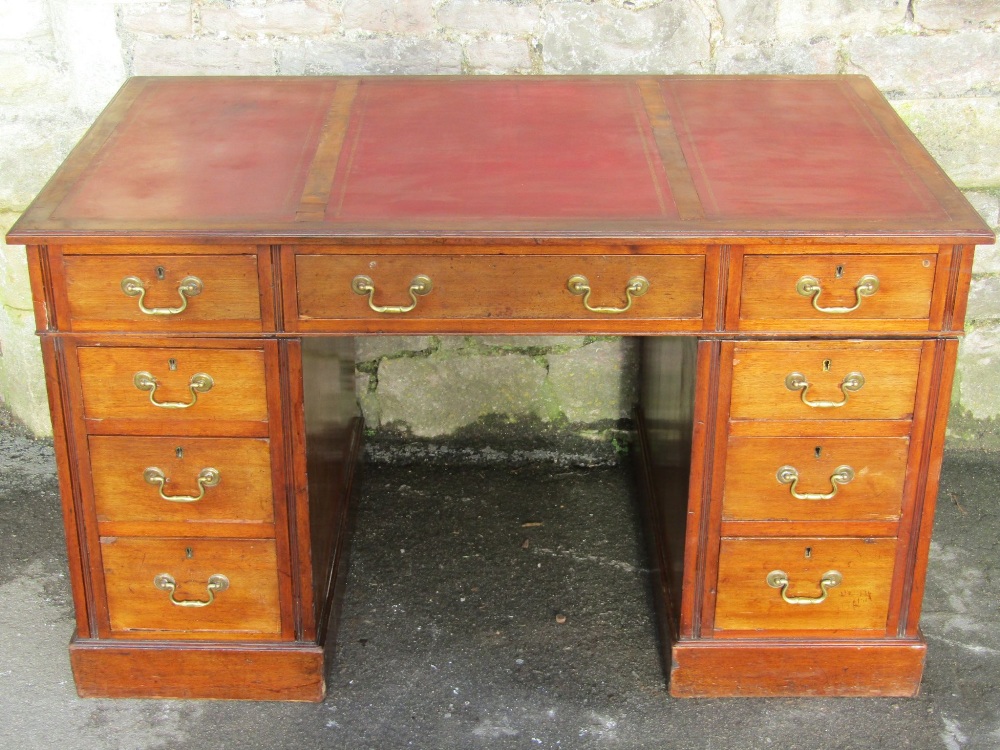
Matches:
[[661, 78, 947, 221], [54, 78, 337, 222], [326, 78, 677, 221]]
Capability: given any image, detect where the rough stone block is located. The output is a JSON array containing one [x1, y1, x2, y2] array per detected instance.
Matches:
[[342, 0, 437, 34], [438, 0, 541, 35], [120, 2, 194, 37], [200, 1, 338, 37], [355, 336, 434, 362], [956, 325, 1000, 419], [474, 336, 588, 350], [465, 38, 532, 72], [714, 39, 839, 74], [0, 0, 49, 41], [376, 352, 549, 436], [0, 44, 69, 105], [0, 304, 49, 436], [716, 0, 778, 44], [0, 111, 89, 211], [891, 98, 1000, 189], [546, 339, 638, 424], [355, 371, 380, 428], [846, 31, 1000, 98], [913, 0, 1000, 31], [47, 0, 126, 115], [775, 0, 906, 40], [132, 37, 276, 75], [966, 275, 1000, 322], [277, 36, 462, 74], [541, 1, 710, 74], [965, 191, 1000, 274], [0, 214, 32, 311]]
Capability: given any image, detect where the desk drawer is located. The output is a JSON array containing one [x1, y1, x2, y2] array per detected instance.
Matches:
[[77, 345, 269, 434], [90, 436, 275, 534], [737, 250, 937, 333], [101, 537, 281, 638], [62, 253, 263, 332], [714, 537, 896, 633], [293, 253, 706, 327], [729, 341, 923, 422], [722, 436, 909, 523]]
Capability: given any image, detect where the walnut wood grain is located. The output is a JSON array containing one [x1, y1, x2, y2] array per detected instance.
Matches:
[[722, 436, 909, 523], [101, 537, 282, 638], [714, 537, 897, 633], [737, 251, 937, 333], [293, 252, 706, 332], [89, 436, 275, 533], [670, 638, 925, 698], [70, 639, 325, 701], [729, 340, 923, 422], [61, 253, 263, 332], [77, 344, 269, 431]]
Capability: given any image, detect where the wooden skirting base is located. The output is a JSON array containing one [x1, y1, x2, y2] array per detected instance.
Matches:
[[669, 637, 926, 698], [69, 637, 326, 701]]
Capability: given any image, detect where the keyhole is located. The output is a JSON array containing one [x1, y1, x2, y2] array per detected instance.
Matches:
[[156, 266, 166, 280], [822, 359, 832, 371], [175, 446, 184, 459], [168, 358, 177, 371], [814, 446, 822, 459], [804, 547, 812, 559], [835, 265, 844, 279], [185, 547, 194, 559]]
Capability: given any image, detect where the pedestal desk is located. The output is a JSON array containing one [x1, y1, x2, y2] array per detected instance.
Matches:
[[8, 75, 994, 700]]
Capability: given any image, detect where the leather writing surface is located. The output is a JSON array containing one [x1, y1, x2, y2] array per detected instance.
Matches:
[[54, 78, 337, 222], [325, 78, 678, 221], [11, 75, 990, 242], [660, 78, 946, 221]]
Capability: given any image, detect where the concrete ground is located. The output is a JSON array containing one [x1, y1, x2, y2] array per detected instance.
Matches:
[[1, 423, 999, 750]]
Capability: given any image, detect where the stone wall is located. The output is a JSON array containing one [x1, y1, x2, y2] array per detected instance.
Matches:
[[1, 0, 998, 441]]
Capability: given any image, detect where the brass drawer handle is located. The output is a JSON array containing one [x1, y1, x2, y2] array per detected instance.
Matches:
[[121, 275, 203, 315], [796, 274, 879, 314], [776, 464, 854, 501], [766, 569, 842, 605], [133, 371, 214, 409], [143, 466, 220, 503], [153, 573, 229, 608], [784, 371, 864, 408], [567, 274, 649, 314], [351, 274, 432, 314]]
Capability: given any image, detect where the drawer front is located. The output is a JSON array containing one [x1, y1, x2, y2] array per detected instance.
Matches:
[[294, 253, 705, 323], [90, 436, 275, 530], [723, 436, 909, 523], [738, 251, 937, 332], [78, 346, 268, 428], [102, 537, 281, 637], [714, 538, 896, 633], [63, 254, 263, 332], [729, 341, 923, 422]]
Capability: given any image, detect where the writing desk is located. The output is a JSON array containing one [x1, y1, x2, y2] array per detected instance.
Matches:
[[8, 75, 994, 700]]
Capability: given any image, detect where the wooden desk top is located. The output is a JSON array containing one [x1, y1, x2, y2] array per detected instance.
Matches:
[[8, 75, 993, 245]]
